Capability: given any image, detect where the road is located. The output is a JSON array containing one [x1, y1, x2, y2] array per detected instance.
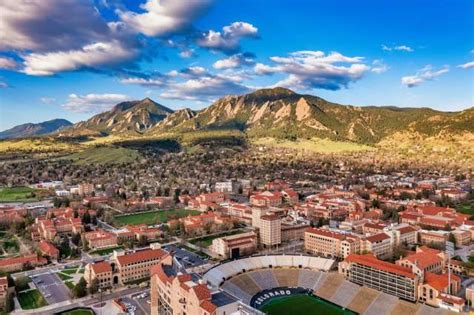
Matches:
[[13, 287, 149, 314]]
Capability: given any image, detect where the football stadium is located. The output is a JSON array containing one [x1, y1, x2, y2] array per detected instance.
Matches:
[[200, 255, 458, 315]]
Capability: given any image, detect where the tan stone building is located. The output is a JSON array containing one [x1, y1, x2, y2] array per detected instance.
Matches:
[[259, 214, 281, 247], [151, 255, 240, 315], [210, 231, 257, 259], [84, 247, 168, 287], [304, 227, 360, 259]]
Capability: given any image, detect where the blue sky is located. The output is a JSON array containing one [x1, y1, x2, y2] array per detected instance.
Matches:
[[0, 0, 473, 130]]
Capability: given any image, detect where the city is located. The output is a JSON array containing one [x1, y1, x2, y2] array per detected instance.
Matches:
[[0, 1, 473, 315]]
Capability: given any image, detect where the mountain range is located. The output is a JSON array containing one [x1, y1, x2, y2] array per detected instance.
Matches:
[[2, 88, 473, 144], [0, 118, 72, 139]]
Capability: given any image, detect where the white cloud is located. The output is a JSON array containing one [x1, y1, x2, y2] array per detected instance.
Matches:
[[40, 97, 56, 104], [382, 44, 414, 52], [254, 50, 370, 90], [179, 49, 195, 58], [213, 53, 255, 69], [120, 77, 167, 87], [401, 65, 449, 88], [0, 82, 8, 88], [458, 61, 474, 69], [22, 41, 139, 76], [0, 0, 111, 52], [62, 93, 132, 113], [371, 60, 389, 74], [197, 22, 258, 53], [160, 74, 251, 101], [0, 57, 18, 70], [118, 0, 212, 37]]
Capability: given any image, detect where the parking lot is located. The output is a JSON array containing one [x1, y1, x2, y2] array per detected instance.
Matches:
[[121, 290, 150, 315], [163, 244, 207, 269], [31, 271, 71, 304]]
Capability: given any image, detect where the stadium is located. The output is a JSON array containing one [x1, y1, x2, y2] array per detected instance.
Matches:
[[202, 255, 455, 315]]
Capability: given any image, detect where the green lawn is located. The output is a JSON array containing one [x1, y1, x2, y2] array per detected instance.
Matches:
[[190, 230, 245, 247], [0, 187, 42, 202], [18, 289, 48, 310], [62, 267, 79, 275], [60, 308, 94, 315], [260, 294, 354, 315], [457, 200, 474, 217], [64, 281, 75, 291], [57, 272, 73, 281], [67, 146, 141, 165], [2, 239, 19, 251], [89, 246, 124, 256], [114, 209, 200, 226]]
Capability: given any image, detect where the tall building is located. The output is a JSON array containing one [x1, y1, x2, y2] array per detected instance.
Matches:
[[259, 214, 281, 247], [304, 227, 360, 259]]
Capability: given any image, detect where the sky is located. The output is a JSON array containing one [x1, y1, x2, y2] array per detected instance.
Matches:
[[0, 0, 473, 130]]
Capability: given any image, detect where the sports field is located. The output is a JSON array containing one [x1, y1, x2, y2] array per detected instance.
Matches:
[[260, 294, 354, 315], [113, 209, 200, 226]]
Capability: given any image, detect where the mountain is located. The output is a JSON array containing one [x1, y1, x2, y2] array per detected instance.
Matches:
[[60, 98, 174, 136], [147, 87, 474, 143], [0, 119, 72, 139]]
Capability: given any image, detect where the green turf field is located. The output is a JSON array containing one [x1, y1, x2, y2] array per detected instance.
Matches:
[[260, 294, 354, 315], [113, 209, 200, 226], [0, 187, 41, 202]]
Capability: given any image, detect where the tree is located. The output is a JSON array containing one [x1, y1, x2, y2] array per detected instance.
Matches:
[[82, 211, 91, 225], [89, 278, 99, 295], [71, 233, 81, 246], [59, 238, 71, 258], [73, 209, 79, 218], [74, 277, 88, 298]]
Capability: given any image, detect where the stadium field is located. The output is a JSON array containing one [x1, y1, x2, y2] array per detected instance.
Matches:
[[260, 294, 354, 315]]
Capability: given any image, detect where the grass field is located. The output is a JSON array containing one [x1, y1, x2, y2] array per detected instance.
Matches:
[[66, 146, 141, 165], [457, 200, 474, 217], [189, 230, 245, 247], [62, 267, 79, 275], [57, 272, 73, 281], [0, 138, 75, 153], [261, 294, 354, 315], [60, 308, 94, 315], [253, 137, 373, 153], [18, 289, 48, 310], [113, 209, 200, 226], [90, 246, 124, 256], [0, 187, 42, 202], [64, 281, 75, 291]]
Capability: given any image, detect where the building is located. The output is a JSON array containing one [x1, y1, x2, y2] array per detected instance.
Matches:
[[304, 227, 360, 259], [84, 247, 168, 288], [339, 253, 463, 309], [215, 181, 238, 193], [396, 246, 445, 274], [363, 232, 393, 260], [38, 240, 60, 260], [339, 254, 421, 301], [211, 231, 257, 259], [0, 255, 46, 273], [84, 261, 113, 289], [115, 248, 169, 284], [451, 229, 471, 246], [259, 214, 281, 247], [0, 277, 8, 310], [151, 255, 240, 315], [83, 229, 118, 250], [419, 230, 448, 247], [250, 191, 282, 207], [281, 223, 309, 242], [78, 183, 94, 196]]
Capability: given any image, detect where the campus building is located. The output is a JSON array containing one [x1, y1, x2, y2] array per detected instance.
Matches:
[[84, 247, 168, 288], [210, 231, 257, 259], [151, 255, 240, 315], [259, 214, 281, 247]]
